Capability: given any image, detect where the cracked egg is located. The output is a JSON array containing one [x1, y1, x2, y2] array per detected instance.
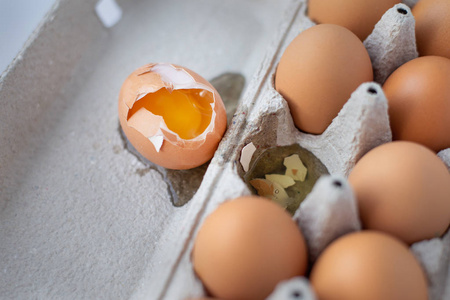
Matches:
[[118, 63, 227, 169]]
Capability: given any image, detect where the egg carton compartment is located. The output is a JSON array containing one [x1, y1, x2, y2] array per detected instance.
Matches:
[[145, 1, 450, 299], [0, 0, 297, 298]]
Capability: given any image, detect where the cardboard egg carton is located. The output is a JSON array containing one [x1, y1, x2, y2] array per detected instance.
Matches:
[[141, 1, 450, 299], [1, 0, 448, 299]]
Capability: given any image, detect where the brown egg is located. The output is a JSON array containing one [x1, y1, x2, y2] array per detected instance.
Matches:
[[275, 24, 373, 134], [383, 56, 450, 152], [308, 0, 400, 41], [348, 141, 450, 244], [118, 63, 227, 170], [192, 196, 308, 300], [413, 0, 450, 58], [310, 231, 428, 300]]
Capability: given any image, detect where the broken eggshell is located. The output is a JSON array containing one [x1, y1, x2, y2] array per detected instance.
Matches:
[[118, 63, 227, 170]]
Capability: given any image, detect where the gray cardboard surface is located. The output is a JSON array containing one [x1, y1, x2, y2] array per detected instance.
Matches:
[[1, 0, 449, 299]]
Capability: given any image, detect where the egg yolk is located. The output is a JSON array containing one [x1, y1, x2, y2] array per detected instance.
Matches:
[[128, 88, 213, 140]]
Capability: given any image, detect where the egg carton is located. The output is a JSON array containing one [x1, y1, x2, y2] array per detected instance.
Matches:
[[2, 0, 309, 298], [135, 1, 450, 299]]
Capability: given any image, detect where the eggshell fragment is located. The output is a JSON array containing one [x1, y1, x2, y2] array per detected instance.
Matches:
[[265, 174, 295, 188], [192, 196, 308, 300], [249, 179, 289, 208], [240, 142, 256, 172], [249, 178, 274, 197], [283, 154, 307, 182], [118, 63, 227, 169]]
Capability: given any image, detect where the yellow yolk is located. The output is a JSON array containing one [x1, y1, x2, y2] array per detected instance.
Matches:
[[128, 88, 213, 140]]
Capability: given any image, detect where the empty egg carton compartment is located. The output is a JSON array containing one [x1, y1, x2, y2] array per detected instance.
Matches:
[[143, 1, 450, 299]]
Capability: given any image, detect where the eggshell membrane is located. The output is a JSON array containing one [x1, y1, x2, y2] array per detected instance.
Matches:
[[383, 56, 450, 152], [348, 141, 450, 244], [413, 0, 450, 59], [307, 0, 401, 41], [192, 196, 308, 300], [275, 24, 373, 134], [118, 63, 227, 170], [310, 231, 428, 300]]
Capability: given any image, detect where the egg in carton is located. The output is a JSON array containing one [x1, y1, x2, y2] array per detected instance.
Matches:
[[132, 1, 450, 299]]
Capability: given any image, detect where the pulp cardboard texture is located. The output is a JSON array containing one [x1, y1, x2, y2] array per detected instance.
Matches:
[[1, 1, 449, 300]]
